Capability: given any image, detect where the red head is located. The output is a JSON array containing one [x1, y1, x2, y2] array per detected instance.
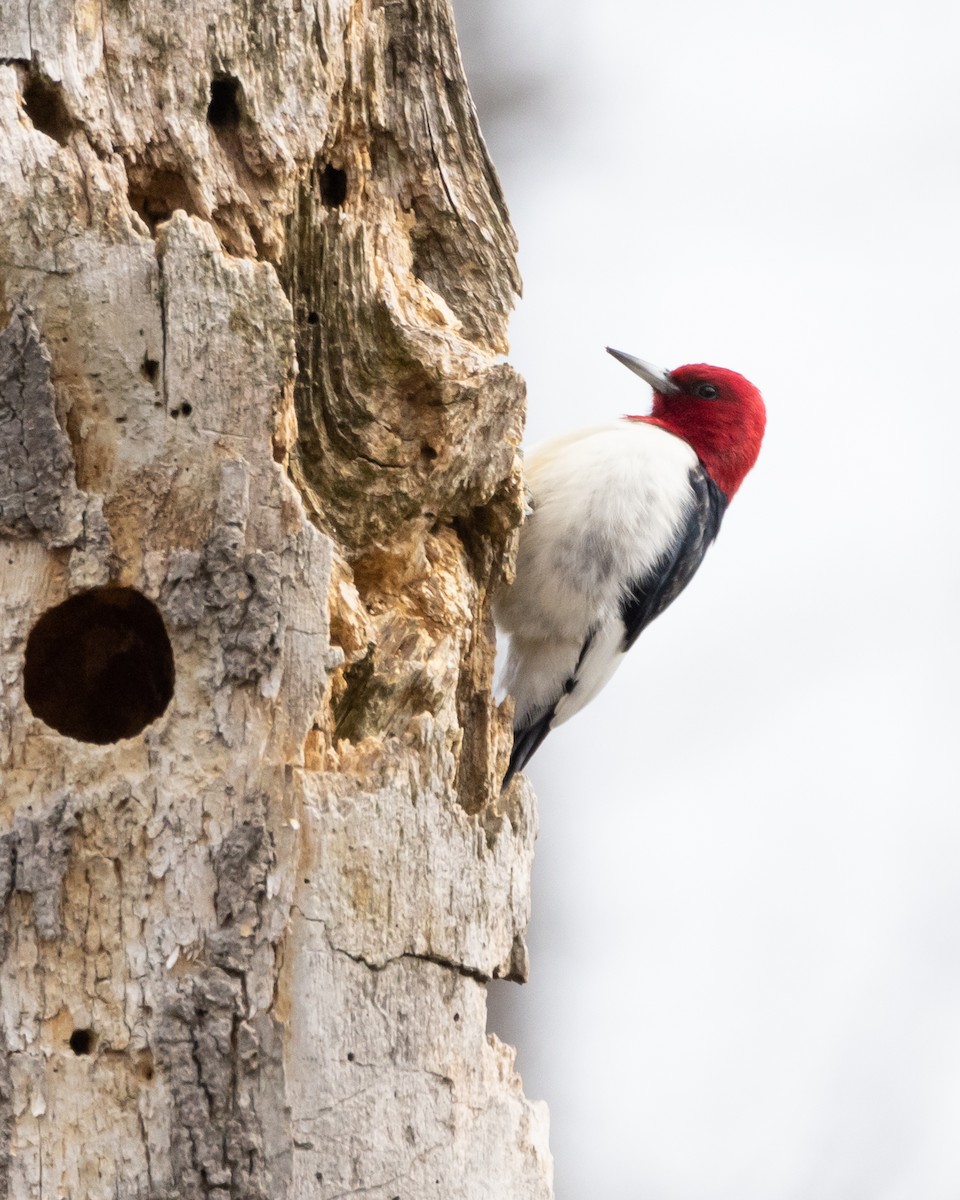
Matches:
[[608, 349, 766, 499]]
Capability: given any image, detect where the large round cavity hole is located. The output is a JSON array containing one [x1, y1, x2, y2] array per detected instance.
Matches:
[[24, 586, 175, 744]]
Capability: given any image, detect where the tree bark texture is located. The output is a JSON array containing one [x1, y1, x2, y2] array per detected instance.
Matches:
[[0, 2, 551, 1197]]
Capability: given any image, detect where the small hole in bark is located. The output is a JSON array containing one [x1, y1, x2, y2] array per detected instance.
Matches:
[[420, 444, 438, 462], [128, 169, 196, 233], [453, 1012, 460, 1022], [24, 587, 175, 744], [316, 1174, 323, 1183], [69, 1029, 95, 1055], [207, 76, 242, 129], [22, 74, 75, 145], [346, 1052, 355, 1062], [319, 164, 347, 207], [142, 356, 160, 383], [306, 311, 319, 325], [169, 402, 192, 418]]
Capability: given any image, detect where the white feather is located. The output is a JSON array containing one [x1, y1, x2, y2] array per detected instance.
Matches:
[[495, 420, 698, 727]]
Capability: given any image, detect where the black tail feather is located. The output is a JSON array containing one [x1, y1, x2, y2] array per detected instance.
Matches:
[[502, 710, 555, 789]]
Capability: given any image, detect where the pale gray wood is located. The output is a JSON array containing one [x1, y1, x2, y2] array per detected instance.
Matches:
[[0, 0, 550, 1195]]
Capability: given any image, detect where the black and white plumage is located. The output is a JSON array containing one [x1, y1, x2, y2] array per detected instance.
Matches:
[[495, 350, 765, 786]]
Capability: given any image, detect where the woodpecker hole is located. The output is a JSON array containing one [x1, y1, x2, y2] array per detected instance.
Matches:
[[346, 1052, 355, 1062], [141, 356, 160, 383], [318, 164, 347, 208], [207, 76, 242, 130], [128, 168, 196, 233], [169, 402, 193, 418], [22, 74, 75, 146], [306, 311, 319, 326], [69, 1028, 95, 1056], [24, 586, 175, 744]]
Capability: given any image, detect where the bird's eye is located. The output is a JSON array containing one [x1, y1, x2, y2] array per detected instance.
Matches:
[[695, 383, 719, 399]]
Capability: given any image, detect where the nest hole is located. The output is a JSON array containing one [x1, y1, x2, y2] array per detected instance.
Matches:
[[24, 586, 175, 744]]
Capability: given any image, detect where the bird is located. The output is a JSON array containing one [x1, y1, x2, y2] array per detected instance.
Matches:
[[495, 347, 766, 786]]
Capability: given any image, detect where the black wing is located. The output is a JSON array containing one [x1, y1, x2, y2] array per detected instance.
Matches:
[[504, 716, 554, 787], [620, 465, 727, 651]]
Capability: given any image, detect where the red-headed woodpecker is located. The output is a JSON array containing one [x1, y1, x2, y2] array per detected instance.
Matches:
[[495, 348, 766, 786]]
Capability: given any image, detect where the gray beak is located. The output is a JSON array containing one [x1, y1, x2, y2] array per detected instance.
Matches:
[[606, 347, 681, 395]]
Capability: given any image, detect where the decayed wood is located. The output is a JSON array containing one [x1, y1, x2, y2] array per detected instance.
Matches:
[[0, 1, 551, 1196]]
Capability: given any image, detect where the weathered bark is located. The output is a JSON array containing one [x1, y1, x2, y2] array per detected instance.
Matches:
[[0, 2, 551, 1197]]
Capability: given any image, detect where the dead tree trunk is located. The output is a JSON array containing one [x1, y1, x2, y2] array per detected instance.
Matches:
[[0, 1, 551, 1196]]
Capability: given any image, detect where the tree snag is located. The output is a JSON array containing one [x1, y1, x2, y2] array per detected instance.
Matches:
[[0, 1, 551, 1196]]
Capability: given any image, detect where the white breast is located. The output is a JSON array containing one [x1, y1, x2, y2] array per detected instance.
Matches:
[[495, 420, 698, 725], [497, 420, 698, 640]]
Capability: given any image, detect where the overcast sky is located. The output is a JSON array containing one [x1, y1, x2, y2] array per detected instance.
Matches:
[[454, 1, 960, 1197]]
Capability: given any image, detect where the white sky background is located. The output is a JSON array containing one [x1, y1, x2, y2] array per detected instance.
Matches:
[[453, 1, 960, 1197]]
